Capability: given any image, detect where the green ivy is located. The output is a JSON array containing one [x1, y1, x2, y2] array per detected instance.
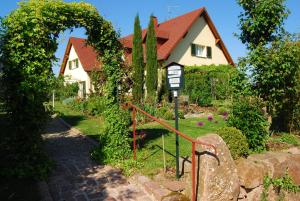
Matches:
[[0, 0, 129, 178], [261, 172, 300, 201]]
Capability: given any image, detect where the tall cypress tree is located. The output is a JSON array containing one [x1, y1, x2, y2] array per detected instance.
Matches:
[[132, 14, 144, 103], [145, 15, 158, 100]]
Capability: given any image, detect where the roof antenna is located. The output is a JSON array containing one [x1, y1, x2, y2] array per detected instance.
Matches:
[[167, 5, 180, 19]]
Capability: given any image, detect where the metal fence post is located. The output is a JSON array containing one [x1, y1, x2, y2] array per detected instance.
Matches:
[[192, 142, 196, 201]]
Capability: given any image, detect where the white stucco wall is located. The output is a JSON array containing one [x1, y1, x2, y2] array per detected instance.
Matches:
[[165, 16, 228, 66], [63, 45, 92, 96]]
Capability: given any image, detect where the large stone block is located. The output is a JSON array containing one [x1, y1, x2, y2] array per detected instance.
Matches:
[[236, 159, 269, 189], [185, 134, 240, 201]]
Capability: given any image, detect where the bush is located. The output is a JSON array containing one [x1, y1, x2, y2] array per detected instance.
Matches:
[[217, 107, 229, 115], [54, 76, 79, 101], [217, 127, 249, 159], [92, 106, 131, 163], [163, 110, 174, 120], [85, 96, 106, 116], [277, 133, 300, 146], [227, 97, 269, 151], [182, 65, 236, 106]]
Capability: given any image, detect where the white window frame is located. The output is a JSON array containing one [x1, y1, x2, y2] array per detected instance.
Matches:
[[195, 45, 206, 57]]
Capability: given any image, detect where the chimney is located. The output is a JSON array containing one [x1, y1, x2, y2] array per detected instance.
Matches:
[[152, 16, 158, 27]]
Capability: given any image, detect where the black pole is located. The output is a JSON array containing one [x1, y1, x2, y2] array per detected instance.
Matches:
[[174, 93, 179, 179]]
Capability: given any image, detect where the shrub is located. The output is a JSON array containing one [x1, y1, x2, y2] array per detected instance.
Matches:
[[163, 110, 174, 120], [54, 77, 79, 101], [217, 127, 249, 159], [227, 97, 269, 151], [182, 65, 236, 106], [217, 107, 229, 115], [85, 96, 106, 116], [278, 133, 300, 146], [92, 106, 131, 163]]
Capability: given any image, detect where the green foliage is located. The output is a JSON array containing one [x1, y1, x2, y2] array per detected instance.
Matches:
[[241, 36, 300, 132], [67, 96, 107, 116], [217, 127, 249, 159], [114, 159, 144, 177], [274, 133, 300, 146], [237, 0, 299, 133], [53, 76, 79, 100], [261, 172, 300, 201], [217, 107, 229, 115], [183, 65, 235, 106], [145, 16, 158, 100], [0, 0, 126, 178], [93, 105, 131, 163], [237, 0, 289, 49], [90, 69, 106, 96], [227, 97, 269, 151], [132, 14, 144, 103]]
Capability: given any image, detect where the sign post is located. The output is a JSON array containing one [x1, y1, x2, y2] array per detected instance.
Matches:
[[165, 62, 184, 179]]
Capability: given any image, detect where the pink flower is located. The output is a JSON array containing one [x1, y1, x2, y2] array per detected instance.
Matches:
[[222, 112, 228, 117], [207, 115, 213, 121], [197, 121, 204, 126]]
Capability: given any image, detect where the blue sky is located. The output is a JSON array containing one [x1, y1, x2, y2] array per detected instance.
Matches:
[[0, 0, 299, 75]]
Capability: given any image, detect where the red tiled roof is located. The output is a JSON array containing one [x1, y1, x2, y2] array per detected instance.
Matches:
[[60, 7, 233, 75], [60, 37, 101, 74], [120, 7, 233, 64]]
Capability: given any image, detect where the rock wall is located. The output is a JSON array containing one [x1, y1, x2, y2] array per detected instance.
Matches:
[[184, 134, 300, 201], [237, 148, 300, 201]]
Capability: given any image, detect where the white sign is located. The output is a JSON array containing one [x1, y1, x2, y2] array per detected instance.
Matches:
[[166, 63, 184, 90]]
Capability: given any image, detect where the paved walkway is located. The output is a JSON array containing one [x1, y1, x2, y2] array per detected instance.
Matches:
[[42, 118, 153, 201]]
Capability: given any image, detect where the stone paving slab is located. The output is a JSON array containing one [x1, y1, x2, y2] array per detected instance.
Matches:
[[42, 118, 153, 201]]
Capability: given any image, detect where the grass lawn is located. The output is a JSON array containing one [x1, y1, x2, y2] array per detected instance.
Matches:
[[54, 101, 104, 140], [54, 101, 227, 176], [53, 102, 300, 177], [134, 115, 226, 176]]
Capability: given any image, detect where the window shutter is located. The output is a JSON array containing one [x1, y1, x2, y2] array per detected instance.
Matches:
[[207, 46, 212, 58], [191, 44, 196, 56], [75, 59, 79, 68], [68, 61, 72, 69]]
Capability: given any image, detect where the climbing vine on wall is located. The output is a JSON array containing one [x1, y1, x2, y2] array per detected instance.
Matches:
[[0, 0, 130, 178]]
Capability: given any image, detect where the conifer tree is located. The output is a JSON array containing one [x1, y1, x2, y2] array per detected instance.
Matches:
[[145, 16, 158, 100], [132, 14, 144, 103]]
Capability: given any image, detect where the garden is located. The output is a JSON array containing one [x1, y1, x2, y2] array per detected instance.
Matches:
[[0, 0, 299, 200]]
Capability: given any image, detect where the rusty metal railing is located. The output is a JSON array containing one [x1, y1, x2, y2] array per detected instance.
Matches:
[[124, 102, 217, 201]]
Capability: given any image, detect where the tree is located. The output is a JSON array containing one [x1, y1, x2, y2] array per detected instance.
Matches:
[[145, 16, 158, 100], [241, 36, 300, 131], [237, 0, 289, 49], [237, 0, 300, 132], [132, 14, 144, 103]]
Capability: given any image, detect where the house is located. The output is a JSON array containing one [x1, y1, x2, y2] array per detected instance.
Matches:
[[60, 37, 101, 97], [59, 7, 233, 97]]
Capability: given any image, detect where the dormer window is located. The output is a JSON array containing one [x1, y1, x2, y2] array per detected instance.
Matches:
[[191, 44, 212, 59], [68, 58, 79, 70]]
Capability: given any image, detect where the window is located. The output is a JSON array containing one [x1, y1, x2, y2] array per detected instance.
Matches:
[[191, 44, 212, 58], [68, 61, 72, 70], [68, 58, 79, 70], [75, 58, 79, 68]]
